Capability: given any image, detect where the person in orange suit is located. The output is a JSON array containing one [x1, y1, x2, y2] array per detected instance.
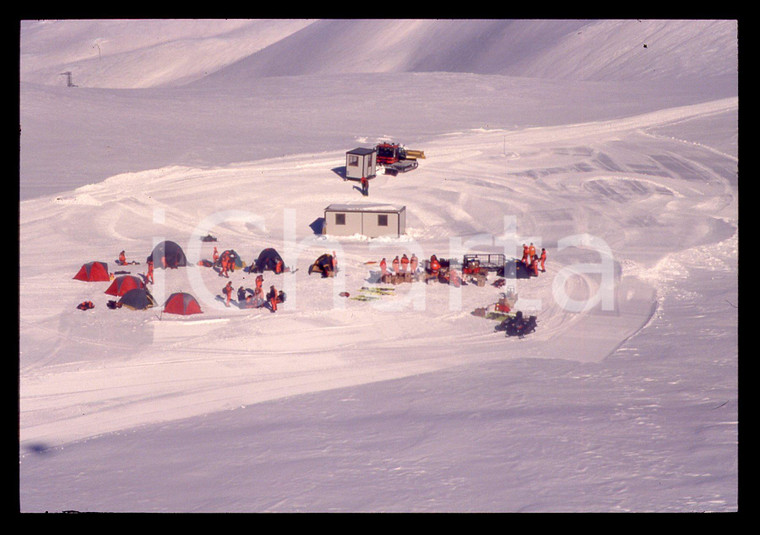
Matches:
[[212, 246, 219, 264], [219, 255, 229, 278], [118, 250, 127, 265], [361, 176, 369, 196], [146, 259, 154, 284], [392, 256, 400, 274], [400, 254, 409, 273], [522, 244, 529, 265], [540, 248, 547, 272], [380, 258, 388, 278], [223, 281, 233, 307], [528, 243, 536, 263], [429, 255, 440, 274], [269, 285, 278, 312], [410, 254, 418, 274]]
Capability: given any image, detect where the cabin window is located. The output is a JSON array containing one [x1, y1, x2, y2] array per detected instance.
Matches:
[[335, 213, 346, 225], [348, 155, 359, 167], [378, 214, 388, 226]]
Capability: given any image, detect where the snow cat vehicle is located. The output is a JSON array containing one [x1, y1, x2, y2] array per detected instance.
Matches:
[[376, 141, 425, 176]]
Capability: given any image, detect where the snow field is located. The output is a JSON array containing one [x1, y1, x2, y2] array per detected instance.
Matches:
[[21, 99, 735, 449], [19, 19, 738, 512]]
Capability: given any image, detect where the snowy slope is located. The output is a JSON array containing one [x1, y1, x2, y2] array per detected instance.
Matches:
[[193, 19, 737, 82], [19, 19, 738, 512], [20, 19, 315, 88], [22, 19, 736, 87]]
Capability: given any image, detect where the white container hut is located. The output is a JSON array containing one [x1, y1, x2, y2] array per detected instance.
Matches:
[[345, 147, 377, 180], [324, 203, 406, 238]]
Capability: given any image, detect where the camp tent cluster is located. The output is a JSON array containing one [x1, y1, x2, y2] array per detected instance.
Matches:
[[75, 235, 451, 316], [73, 240, 202, 315], [73, 242, 302, 315]]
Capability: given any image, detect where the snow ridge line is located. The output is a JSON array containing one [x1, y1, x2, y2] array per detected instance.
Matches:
[[503, 97, 738, 146]]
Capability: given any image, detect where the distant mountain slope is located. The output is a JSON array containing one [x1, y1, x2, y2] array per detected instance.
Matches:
[[196, 19, 591, 81], [21, 19, 737, 89], [203, 19, 736, 82], [512, 19, 738, 81], [192, 19, 581, 80], [20, 19, 314, 88]]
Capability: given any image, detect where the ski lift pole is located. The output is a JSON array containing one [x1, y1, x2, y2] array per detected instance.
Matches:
[[59, 71, 77, 87]]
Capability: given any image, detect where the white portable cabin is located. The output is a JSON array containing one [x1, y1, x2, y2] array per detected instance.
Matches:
[[324, 203, 406, 238], [345, 147, 377, 180]]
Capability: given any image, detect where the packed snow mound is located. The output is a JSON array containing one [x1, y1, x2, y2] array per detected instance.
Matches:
[[21, 19, 737, 89]]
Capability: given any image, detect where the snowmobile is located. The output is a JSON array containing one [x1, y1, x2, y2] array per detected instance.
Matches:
[[497, 311, 537, 337]]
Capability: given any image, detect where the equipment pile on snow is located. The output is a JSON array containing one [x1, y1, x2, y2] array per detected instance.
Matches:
[[421, 255, 464, 287], [472, 288, 518, 321], [462, 253, 507, 286]]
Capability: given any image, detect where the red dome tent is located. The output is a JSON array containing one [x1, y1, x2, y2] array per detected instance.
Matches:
[[164, 292, 203, 315], [73, 261, 110, 282], [104, 275, 145, 296]]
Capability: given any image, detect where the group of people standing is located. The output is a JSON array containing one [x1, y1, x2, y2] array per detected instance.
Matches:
[[379, 253, 419, 277], [521, 243, 547, 276]]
